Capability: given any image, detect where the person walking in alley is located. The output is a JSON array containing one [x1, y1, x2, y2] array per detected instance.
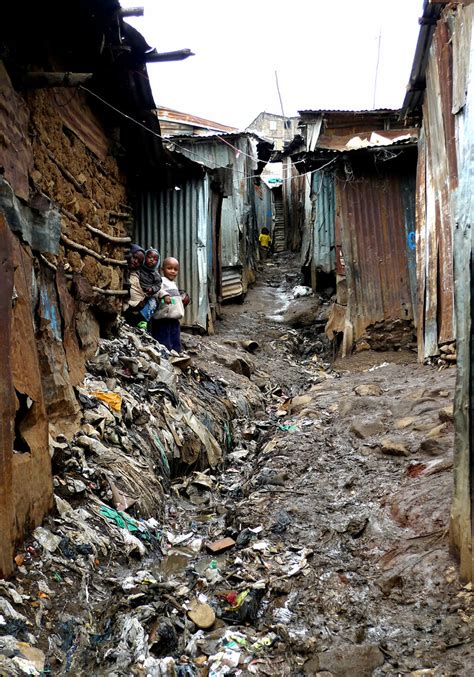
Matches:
[[151, 256, 190, 352], [258, 227, 272, 261]]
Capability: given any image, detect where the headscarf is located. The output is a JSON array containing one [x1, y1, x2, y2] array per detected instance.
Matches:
[[127, 243, 145, 258], [144, 248, 160, 270], [138, 248, 162, 294]]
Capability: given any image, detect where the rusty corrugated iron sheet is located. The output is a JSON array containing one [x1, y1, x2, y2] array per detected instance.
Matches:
[[157, 106, 238, 136], [451, 2, 474, 581], [338, 172, 414, 340], [415, 10, 459, 359], [0, 62, 33, 201]]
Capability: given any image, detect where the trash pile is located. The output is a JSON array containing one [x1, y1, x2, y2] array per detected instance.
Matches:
[[1, 319, 323, 675]]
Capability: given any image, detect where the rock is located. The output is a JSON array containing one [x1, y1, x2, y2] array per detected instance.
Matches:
[[283, 297, 321, 328], [394, 416, 417, 429], [354, 340, 371, 352], [439, 405, 454, 423], [187, 599, 216, 629], [426, 423, 446, 439], [380, 437, 410, 457], [419, 438, 447, 455], [316, 644, 385, 676], [354, 384, 383, 397], [350, 419, 386, 439]]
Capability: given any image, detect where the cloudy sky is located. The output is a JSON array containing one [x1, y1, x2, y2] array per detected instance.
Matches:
[[121, 0, 423, 129]]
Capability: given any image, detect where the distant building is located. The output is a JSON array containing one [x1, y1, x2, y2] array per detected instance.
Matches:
[[246, 112, 299, 151], [156, 106, 238, 137]]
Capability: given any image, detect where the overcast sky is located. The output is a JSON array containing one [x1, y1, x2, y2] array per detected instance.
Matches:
[[121, 0, 423, 129]]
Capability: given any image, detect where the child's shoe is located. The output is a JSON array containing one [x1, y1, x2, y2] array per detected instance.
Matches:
[[137, 321, 147, 329]]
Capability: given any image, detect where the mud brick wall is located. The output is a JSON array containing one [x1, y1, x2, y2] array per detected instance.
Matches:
[[0, 71, 133, 576], [28, 88, 130, 296]]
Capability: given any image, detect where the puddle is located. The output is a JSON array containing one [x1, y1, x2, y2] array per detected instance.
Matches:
[[158, 547, 195, 575]]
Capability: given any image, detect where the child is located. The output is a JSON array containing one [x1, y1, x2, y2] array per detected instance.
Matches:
[[151, 257, 190, 353], [123, 245, 161, 329], [258, 227, 271, 260]]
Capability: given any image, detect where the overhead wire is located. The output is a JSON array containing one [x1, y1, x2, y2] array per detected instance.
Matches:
[[79, 85, 337, 183]]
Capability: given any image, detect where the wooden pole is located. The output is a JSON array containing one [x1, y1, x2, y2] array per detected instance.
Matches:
[[24, 72, 93, 88]]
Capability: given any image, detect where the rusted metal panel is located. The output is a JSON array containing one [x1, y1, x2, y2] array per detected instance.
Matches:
[[416, 127, 428, 359], [0, 214, 15, 577], [452, 5, 473, 114], [0, 220, 54, 576], [221, 267, 243, 300], [0, 62, 33, 201], [338, 172, 414, 340], [451, 2, 474, 582], [416, 13, 457, 358]]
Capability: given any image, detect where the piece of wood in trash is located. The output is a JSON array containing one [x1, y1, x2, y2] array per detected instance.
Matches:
[[205, 537, 236, 554], [187, 599, 216, 629]]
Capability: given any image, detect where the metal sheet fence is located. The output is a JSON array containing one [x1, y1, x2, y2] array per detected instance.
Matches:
[[134, 178, 210, 330], [338, 173, 414, 340]]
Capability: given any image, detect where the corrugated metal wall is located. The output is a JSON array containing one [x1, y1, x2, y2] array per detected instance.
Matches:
[[416, 12, 458, 359], [339, 172, 415, 340], [173, 135, 260, 299], [450, 3, 473, 582], [134, 178, 210, 330]]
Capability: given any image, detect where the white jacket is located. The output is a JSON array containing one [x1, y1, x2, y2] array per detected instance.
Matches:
[[153, 276, 185, 320]]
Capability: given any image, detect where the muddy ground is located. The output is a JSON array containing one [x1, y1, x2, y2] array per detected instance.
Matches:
[[2, 254, 472, 676]]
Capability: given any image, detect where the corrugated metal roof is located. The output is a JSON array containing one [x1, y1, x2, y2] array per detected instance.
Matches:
[[298, 108, 400, 115], [401, 0, 444, 115], [157, 106, 238, 135]]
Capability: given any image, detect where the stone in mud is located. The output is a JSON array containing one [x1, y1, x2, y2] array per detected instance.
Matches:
[[380, 437, 410, 457], [426, 423, 446, 439], [354, 340, 371, 352], [350, 418, 386, 439], [283, 297, 321, 328], [187, 599, 216, 629], [315, 643, 385, 676], [354, 384, 383, 397], [394, 416, 416, 430], [418, 438, 448, 456], [438, 405, 454, 423]]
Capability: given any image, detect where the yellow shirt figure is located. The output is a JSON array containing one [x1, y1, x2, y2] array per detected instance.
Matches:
[[258, 232, 271, 248]]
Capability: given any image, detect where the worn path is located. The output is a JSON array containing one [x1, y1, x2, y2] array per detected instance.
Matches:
[[188, 253, 472, 675]]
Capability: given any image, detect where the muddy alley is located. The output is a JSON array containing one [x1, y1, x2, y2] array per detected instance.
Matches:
[[1, 254, 471, 677]]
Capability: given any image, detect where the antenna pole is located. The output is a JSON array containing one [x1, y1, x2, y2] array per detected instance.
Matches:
[[372, 28, 382, 109]]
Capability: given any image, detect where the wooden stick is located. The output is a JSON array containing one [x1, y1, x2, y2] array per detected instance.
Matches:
[[60, 233, 127, 266], [44, 147, 85, 193], [109, 212, 133, 220], [60, 208, 131, 244], [85, 223, 131, 244], [93, 287, 128, 297], [24, 72, 93, 88]]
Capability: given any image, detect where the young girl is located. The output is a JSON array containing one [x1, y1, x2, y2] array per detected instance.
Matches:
[[151, 257, 190, 352], [123, 246, 162, 329]]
